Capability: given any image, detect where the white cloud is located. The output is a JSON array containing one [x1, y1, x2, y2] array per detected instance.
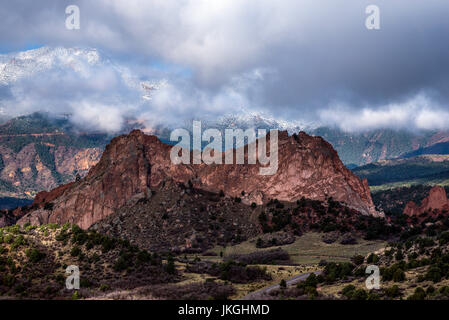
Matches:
[[319, 95, 449, 132], [70, 101, 125, 133], [1, 1, 449, 132]]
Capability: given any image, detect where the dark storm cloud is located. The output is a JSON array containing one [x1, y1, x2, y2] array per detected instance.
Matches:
[[0, 0, 449, 131]]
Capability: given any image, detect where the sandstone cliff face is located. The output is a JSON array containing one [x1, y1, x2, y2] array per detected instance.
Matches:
[[192, 131, 377, 216], [18, 130, 379, 229], [403, 186, 449, 217]]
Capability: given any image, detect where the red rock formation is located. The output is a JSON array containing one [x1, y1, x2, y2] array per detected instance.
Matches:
[[17, 130, 380, 229], [404, 186, 449, 217]]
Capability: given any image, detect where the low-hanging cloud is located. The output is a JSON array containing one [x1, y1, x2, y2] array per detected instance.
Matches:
[[319, 95, 449, 132], [0, 0, 449, 132]]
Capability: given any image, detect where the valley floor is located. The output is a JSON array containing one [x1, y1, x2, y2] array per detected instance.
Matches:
[[205, 232, 387, 265]]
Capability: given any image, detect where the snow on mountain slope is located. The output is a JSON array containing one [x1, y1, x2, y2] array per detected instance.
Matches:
[[214, 109, 319, 133], [0, 46, 164, 100]]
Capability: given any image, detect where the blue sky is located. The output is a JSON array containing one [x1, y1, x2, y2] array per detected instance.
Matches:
[[0, 43, 43, 54]]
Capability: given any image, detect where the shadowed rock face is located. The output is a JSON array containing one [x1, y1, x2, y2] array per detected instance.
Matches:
[[404, 186, 449, 217], [17, 130, 379, 229]]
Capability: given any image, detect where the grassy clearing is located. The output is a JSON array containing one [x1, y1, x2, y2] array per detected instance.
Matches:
[[370, 179, 449, 192], [204, 232, 387, 265]]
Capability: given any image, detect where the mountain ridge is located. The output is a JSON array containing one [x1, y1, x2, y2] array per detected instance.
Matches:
[[16, 129, 380, 229]]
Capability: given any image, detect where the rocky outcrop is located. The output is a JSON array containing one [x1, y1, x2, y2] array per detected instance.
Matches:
[[192, 131, 378, 217], [0, 143, 102, 199], [0, 113, 107, 201], [404, 186, 449, 217], [0, 211, 15, 228], [17, 129, 380, 229], [17, 132, 154, 229], [90, 181, 260, 252]]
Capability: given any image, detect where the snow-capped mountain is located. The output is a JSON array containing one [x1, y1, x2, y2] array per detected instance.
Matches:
[[0, 46, 319, 134], [0, 46, 165, 100], [214, 109, 320, 133], [0, 47, 103, 85]]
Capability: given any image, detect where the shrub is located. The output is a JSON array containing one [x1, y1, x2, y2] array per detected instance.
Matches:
[[101, 238, 115, 253], [25, 224, 36, 232], [55, 274, 65, 285], [280, 279, 287, 288], [438, 286, 449, 297], [70, 246, 82, 257], [227, 248, 289, 265], [324, 262, 354, 282], [72, 231, 88, 245], [99, 284, 109, 292], [5, 225, 20, 234], [2, 274, 15, 287], [304, 273, 318, 288], [439, 232, 449, 245], [85, 241, 93, 250], [392, 269, 406, 282], [384, 285, 401, 298], [164, 255, 176, 274], [55, 230, 69, 242], [305, 286, 318, 299], [4, 234, 13, 244], [26, 248, 45, 263], [366, 253, 379, 264], [341, 285, 356, 299], [381, 262, 407, 281], [408, 287, 426, 300], [114, 251, 135, 272], [426, 266, 442, 283], [351, 289, 368, 300], [367, 291, 380, 300], [426, 286, 435, 295], [6, 257, 16, 273], [72, 290, 80, 300], [80, 278, 92, 288], [351, 255, 365, 266], [137, 250, 152, 263], [11, 235, 25, 250]]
